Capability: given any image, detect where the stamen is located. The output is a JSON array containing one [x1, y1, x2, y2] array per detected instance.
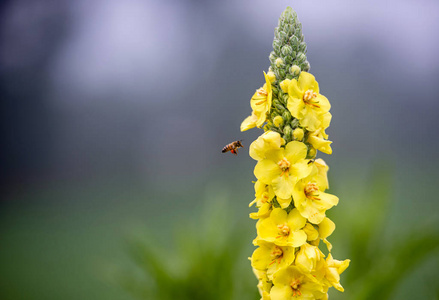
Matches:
[[305, 182, 320, 200], [303, 89, 320, 108], [257, 88, 268, 96], [261, 192, 270, 204], [277, 224, 290, 236], [277, 158, 291, 172]]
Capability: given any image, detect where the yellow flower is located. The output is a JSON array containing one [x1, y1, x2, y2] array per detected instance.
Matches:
[[292, 177, 339, 225], [256, 208, 307, 247], [313, 159, 329, 190], [254, 141, 314, 199], [249, 181, 275, 219], [250, 131, 284, 161], [295, 243, 325, 273], [270, 266, 327, 300], [251, 240, 296, 280], [287, 72, 331, 132], [307, 113, 332, 154], [251, 72, 273, 127], [241, 72, 273, 131], [324, 254, 350, 292]]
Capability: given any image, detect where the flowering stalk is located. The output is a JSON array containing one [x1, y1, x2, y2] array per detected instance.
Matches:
[[241, 7, 349, 300]]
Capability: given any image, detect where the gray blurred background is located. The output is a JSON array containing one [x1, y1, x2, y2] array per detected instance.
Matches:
[[1, 0, 439, 299]]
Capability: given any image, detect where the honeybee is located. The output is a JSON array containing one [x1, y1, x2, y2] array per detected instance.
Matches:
[[222, 140, 244, 155]]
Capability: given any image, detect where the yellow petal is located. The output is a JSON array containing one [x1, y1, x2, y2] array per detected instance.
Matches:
[[287, 95, 305, 119], [263, 72, 273, 109], [308, 134, 333, 155], [287, 208, 307, 230], [321, 112, 332, 130], [289, 229, 307, 247], [270, 208, 288, 224], [288, 78, 303, 98], [284, 141, 308, 163], [251, 244, 272, 270], [258, 218, 278, 243], [323, 238, 333, 252], [290, 160, 315, 180], [300, 108, 321, 131], [270, 285, 292, 300], [303, 223, 319, 241], [272, 175, 295, 199], [315, 94, 331, 112], [277, 196, 292, 209], [320, 192, 339, 208], [314, 159, 329, 190], [302, 203, 325, 225], [240, 113, 257, 132], [254, 160, 280, 184], [298, 72, 319, 94], [318, 217, 335, 239], [250, 131, 282, 161]]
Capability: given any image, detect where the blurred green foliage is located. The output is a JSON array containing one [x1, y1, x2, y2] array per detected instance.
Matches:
[[118, 199, 259, 300], [329, 168, 439, 300], [122, 170, 439, 300]]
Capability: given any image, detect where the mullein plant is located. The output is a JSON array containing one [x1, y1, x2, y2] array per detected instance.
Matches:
[[241, 7, 349, 300]]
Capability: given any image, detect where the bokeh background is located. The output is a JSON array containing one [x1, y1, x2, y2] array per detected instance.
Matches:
[[1, 0, 439, 299]]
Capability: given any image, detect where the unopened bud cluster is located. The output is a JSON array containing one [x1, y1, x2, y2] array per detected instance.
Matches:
[[269, 7, 310, 82], [240, 7, 349, 300]]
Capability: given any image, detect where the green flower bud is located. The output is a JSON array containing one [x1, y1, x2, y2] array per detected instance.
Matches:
[[273, 116, 284, 127], [273, 40, 282, 53], [263, 123, 271, 131], [290, 65, 301, 76], [275, 58, 285, 68], [297, 53, 306, 64], [272, 108, 280, 116], [269, 6, 309, 83], [279, 69, 286, 78], [281, 45, 293, 57], [302, 61, 311, 72], [293, 128, 304, 141], [271, 85, 279, 96], [290, 36, 299, 50], [282, 111, 292, 123], [287, 24, 295, 35], [283, 125, 293, 141], [278, 88, 284, 97], [273, 99, 285, 112], [269, 51, 277, 64], [282, 94, 289, 104], [295, 26, 302, 37], [267, 71, 277, 83], [279, 31, 288, 43], [291, 118, 300, 128]]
